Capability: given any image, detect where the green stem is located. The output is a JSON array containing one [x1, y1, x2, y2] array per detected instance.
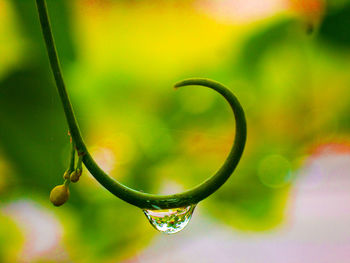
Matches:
[[69, 140, 76, 173], [35, 0, 86, 154], [76, 154, 83, 173], [35, 0, 247, 209]]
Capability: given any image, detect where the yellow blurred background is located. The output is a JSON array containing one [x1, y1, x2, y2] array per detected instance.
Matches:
[[1, 0, 350, 262]]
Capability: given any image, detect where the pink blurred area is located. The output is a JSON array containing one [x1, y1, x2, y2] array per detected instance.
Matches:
[[2, 201, 67, 262], [196, 0, 286, 23], [125, 150, 350, 263]]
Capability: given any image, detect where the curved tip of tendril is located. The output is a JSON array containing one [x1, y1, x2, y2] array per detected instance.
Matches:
[[174, 79, 195, 89], [174, 78, 209, 89], [173, 82, 183, 89]]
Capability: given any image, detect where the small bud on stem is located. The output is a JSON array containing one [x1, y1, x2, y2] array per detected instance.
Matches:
[[70, 171, 80, 183], [63, 170, 70, 180], [50, 184, 70, 206]]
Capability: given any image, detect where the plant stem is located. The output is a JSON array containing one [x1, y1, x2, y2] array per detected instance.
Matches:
[[69, 140, 76, 172], [35, 0, 86, 153], [35, 0, 247, 209]]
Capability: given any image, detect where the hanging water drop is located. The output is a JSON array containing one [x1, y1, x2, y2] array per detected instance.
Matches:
[[143, 204, 196, 234]]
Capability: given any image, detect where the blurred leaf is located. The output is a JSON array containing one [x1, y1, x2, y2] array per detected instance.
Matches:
[[319, 3, 350, 47]]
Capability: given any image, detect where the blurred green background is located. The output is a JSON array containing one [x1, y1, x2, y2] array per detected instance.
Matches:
[[1, 0, 350, 262]]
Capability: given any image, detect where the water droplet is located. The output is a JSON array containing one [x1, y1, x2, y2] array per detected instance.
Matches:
[[143, 204, 196, 234]]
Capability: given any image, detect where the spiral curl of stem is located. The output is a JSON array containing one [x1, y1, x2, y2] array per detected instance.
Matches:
[[35, 0, 247, 209]]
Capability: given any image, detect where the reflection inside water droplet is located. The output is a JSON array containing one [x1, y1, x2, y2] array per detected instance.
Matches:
[[143, 204, 196, 234]]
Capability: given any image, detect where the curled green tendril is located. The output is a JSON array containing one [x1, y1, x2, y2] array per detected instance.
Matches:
[[35, 0, 247, 209]]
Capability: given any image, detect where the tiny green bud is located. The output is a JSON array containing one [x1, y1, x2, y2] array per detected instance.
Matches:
[[63, 171, 70, 180], [70, 171, 80, 183], [76, 168, 82, 177], [50, 184, 69, 206]]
